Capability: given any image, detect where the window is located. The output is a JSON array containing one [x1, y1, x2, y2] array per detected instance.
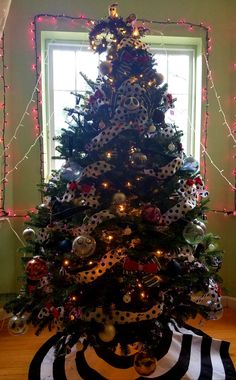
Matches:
[[42, 32, 202, 179]]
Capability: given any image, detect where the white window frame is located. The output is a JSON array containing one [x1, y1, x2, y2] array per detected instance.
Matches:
[[41, 31, 202, 181]]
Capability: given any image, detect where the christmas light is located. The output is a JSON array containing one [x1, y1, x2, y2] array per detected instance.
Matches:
[[106, 152, 112, 159]]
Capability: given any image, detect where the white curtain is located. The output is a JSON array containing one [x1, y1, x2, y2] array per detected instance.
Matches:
[[0, 0, 11, 37]]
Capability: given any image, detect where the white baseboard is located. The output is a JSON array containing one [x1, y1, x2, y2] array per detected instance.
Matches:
[[221, 296, 236, 309]]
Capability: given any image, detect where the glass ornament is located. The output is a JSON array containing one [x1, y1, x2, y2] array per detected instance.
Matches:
[[8, 314, 28, 336], [22, 228, 35, 242], [134, 351, 157, 376], [25, 256, 48, 281], [183, 222, 204, 244], [72, 235, 96, 258]]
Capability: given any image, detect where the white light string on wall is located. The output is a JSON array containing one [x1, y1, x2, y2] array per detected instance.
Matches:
[[0, 217, 26, 247], [203, 53, 236, 145]]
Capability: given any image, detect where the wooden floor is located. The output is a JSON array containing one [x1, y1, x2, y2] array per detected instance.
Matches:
[[0, 307, 235, 380]]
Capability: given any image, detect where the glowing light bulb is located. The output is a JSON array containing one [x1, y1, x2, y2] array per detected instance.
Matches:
[[132, 27, 140, 37], [106, 152, 112, 159], [102, 181, 109, 189], [63, 259, 70, 266]]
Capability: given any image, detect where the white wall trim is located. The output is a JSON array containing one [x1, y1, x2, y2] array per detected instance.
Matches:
[[222, 296, 236, 309]]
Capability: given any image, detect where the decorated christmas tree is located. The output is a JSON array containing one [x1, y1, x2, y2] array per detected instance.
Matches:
[[6, 4, 229, 379]]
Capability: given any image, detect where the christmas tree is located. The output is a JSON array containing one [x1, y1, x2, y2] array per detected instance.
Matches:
[[6, 4, 225, 378]]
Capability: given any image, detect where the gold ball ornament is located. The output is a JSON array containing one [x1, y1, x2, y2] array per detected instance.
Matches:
[[72, 235, 96, 258], [134, 351, 157, 376], [22, 228, 35, 242], [112, 192, 126, 205], [98, 324, 116, 342], [123, 292, 131, 303]]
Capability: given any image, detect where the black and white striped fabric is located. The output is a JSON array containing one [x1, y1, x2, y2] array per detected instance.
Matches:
[[28, 321, 235, 380]]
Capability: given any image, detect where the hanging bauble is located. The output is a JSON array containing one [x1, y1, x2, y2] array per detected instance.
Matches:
[[25, 256, 48, 281], [57, 239, 72, 253], [207, 243, 216, 252], [112, 192, 126, 205], [183, 222, 205, 245], [148, 124, 156, 133], [134, 351, 157, 376], [8, 314, 28, 336], [130, 151, 148, 169], [99, 61, 112, 76], [60, 161, 82, 182], [181, 156, 199, 173], [155, 72, 164, 86], [22, 228, 35, 242], [152, 109, 165, 124], [141, 205, 161, 224], [168, 142, 176, 152], [98, 324, 116, 342], [72, 235, 96, 258], [193, 219, 207, 232], [123, 292, 131, 303]]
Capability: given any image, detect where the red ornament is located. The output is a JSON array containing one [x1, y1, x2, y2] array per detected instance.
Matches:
[[141, 205, 161, 223], [25, 256, 48, 281], [68, 181, 77, 191]]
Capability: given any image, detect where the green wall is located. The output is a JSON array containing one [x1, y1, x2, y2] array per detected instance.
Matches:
[[1, 0, 236, 297]]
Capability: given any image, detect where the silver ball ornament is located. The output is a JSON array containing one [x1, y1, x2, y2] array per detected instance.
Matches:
[[183, 222, 204, 244], [22, 228, 35, 242], [72, 235, 96, 258], [168, 143, 176, 152], [8, 314, 28, 336]]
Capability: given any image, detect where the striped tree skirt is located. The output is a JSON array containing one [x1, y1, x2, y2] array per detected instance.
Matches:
[[28, 321, 235, 380]]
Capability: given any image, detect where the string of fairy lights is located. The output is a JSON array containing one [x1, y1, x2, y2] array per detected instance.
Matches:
[[0, 13, 235, 221]]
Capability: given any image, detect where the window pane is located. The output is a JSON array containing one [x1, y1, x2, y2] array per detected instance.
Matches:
[[46, 42, 196, 175], [53, 91, 75, 135], [53, 50, 76, 90], [75, 50, 99, 91]]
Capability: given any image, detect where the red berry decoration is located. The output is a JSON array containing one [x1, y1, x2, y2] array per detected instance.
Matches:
[[141, 205, 161, 223], [25, 256, 48, 281]]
